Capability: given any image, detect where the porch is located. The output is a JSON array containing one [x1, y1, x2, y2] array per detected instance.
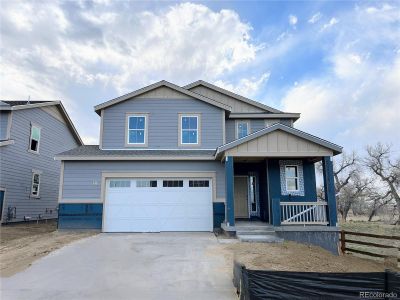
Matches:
[[216, 124, 342, 232]]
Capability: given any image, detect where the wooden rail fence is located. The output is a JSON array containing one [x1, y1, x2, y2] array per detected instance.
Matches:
[[340, 230, 400, 264]]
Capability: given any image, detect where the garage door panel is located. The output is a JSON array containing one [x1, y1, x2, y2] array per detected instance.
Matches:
[[104, 178, 213, 232]]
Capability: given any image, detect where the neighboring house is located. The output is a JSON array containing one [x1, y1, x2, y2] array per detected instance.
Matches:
[[56, 80, 342, 252], [0, 101, 83, 223]]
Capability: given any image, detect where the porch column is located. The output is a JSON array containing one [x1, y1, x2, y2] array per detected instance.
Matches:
[[322, 156, 337, 227], [225, 156, 235, 226]]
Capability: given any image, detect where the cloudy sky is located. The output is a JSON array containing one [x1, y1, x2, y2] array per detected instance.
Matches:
[[1, 0, 399, 153]]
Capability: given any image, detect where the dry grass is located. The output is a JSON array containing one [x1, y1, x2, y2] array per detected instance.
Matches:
[[0, 221, 97, 277]]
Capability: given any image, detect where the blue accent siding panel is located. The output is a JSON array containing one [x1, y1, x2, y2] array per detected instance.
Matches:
[[102, 97, 223, 149], [225, 156, 235, 226], [58, 203, 103, 229], [0, 108, 79, 223], [268, 159, 318, 225], [213, 202, 225, 228], [323, 157, 338, 227]]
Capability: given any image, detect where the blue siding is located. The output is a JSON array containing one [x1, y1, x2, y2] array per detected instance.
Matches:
[[0, 111, 10, 140], [213, 202, 225, 228], [58, 203, 102, 229], [0, 107, 79, 222], [268, 159, 317, 225], [102, 97, 223, 149], [62, 161, 226, 200]]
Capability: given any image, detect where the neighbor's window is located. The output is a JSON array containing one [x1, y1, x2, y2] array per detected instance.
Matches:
[[181, 115, 198, 144], [189, 180, 209, 187], [127, 115, 146, 144], [163, 180, 183, 187], [29, 125, 41, 152], [31, 172, 41, 197], [136, 180, 157, 188], [237, 121, 249, 139], [110, 180, 131, 188], [285, 166, 299, 192]]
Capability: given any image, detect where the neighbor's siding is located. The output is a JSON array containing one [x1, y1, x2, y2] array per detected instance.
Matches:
[[0, 107, 79, 222], [61, 161, 226, 201], [101, 97, 224, 149], [0, 111, 10, 140]]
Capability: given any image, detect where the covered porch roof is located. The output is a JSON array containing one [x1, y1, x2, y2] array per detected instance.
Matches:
[[215, 123, 342, 159]]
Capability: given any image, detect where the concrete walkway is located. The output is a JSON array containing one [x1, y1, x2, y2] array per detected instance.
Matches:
[[1, 233, 237, 300]]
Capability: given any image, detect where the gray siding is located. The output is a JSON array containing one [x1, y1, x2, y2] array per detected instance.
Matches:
[[0, 107, 79, 222], [0, 111, 10, 140], [102, 98, 223, 149], [62, 161, 226, 200], [225, 119, 294, 143]]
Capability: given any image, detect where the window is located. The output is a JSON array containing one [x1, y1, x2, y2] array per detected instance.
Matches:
[[285, 166, 299, 192], [136, 180, 157, 188], [110, 180, 131, 188], [236, 121, 249, 139], [31, 172, 41, 197], [127, 115, 146, 145], [163, 180, 183, 187], [181, 115, 198, 144], [29, 125, 41, 153], [189, 180, 209, 187]]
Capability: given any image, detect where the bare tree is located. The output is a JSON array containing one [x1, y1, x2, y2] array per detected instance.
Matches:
[[365, 143, 400, 224], [367, 190, 392, 221]]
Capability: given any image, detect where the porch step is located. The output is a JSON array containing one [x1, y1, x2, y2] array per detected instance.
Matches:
[[237, 234, 284, 243], [236, 229, 275, 235]]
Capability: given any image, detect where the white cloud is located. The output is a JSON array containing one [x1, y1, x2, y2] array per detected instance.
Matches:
[[214, 73, 270, 98], [321, 17, 339, 31], [308, 12, 322, 24], [289, 15, 298, 26]]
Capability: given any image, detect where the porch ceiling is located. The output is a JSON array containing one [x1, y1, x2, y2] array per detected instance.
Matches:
[[216, 123, 342, 159]]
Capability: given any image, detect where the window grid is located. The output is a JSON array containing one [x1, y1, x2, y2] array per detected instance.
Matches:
[[181, 116, 198, 144], [136, 180, 157, 188], [189, 180, 209, 187], [237, 122, 249, 139], [163, 180, 183, 187], [29, 125, 41, 152], [127, 115, 146, 144], [285, 166, 299, 192], [110, 180, 131, 188], [31, 173, 40, 197]]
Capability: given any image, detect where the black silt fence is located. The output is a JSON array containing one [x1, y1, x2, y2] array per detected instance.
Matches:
[[233, 262, 399, 300]]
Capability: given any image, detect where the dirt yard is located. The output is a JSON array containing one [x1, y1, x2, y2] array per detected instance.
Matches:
[[225, 240, 397, 272], [0, 221, 97, 277]]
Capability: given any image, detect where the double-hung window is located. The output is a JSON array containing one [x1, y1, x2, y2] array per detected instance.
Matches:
[[127, 114, 147, 145], [29, 124, 41, 153], [180, 115, 199, 145], [31, 171, 41, 197], [236, 121, 249, 139], [285, 165, 299, 192]]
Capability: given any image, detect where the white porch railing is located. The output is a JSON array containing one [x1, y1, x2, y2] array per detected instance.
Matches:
[[280, 202, 328, 225]]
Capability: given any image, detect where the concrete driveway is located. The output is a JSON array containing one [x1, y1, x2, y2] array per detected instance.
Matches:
[[1, 232, 237, 300]]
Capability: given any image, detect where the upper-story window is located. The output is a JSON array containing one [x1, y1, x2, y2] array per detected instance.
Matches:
[[126, 114, 147, 146], [236, 120, 250, 139], [29, 124, 41, 153], [180, 114, 200, 145]]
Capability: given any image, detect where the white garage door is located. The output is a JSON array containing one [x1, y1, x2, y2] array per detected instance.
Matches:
[[103, 178, 213, 232]]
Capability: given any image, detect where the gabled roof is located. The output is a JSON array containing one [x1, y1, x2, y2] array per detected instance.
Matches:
[[215, 123, 342, 156], [183, 80, 283, 114], [0, 100, 83, 145], [94, 80, 232, 115], [55, 145, 215, 161]]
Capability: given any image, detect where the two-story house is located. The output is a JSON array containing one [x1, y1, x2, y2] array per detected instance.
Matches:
[[56, 80, 342, 253], [0, 101, 83, 223]]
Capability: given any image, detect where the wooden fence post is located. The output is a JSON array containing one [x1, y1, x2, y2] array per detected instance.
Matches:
[[340, 231, 346, 254]]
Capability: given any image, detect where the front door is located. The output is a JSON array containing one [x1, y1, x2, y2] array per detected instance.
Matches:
[[234, 176, 248, 218]]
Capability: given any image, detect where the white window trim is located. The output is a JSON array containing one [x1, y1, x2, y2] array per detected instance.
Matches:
[[235, 120, 250, 139], [31, 170, 42, 198], [285, 165, 300, 192], [28, 123, 41, 154], [178, 114, 201, 146], [125, 113, 148, 147]]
